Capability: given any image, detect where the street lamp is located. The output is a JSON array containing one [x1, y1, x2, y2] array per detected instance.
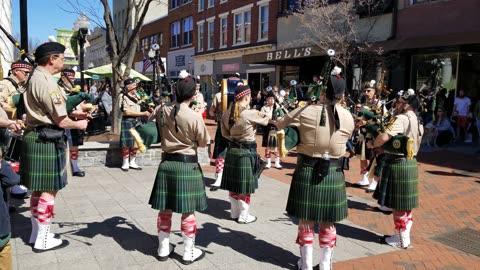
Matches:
[[75, 13, 90, 92], [148, 43, 160, 91]]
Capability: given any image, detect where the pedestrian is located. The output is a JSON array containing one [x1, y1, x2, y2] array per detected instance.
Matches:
[[21, 42, 88, 252], [370, 88, 423, 249], [260, 91, 284, 169], [453, 89, 471, 141], [474, 99, 480, 144], [119, 78, 150, 171], [148, 70, 210, 264], [58, 68, 86, 177], [220, 85, 271, 224], [275, 69, 354, 270]]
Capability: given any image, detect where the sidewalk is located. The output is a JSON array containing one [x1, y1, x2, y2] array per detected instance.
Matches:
[[10, 167, 396, 270]]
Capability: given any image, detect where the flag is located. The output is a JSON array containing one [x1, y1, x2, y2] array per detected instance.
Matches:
[[142, 56, 152, 74]]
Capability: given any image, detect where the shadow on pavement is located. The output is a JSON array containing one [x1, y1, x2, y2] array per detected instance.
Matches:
[[66, 216, 157, 258], [336, 223, 384, 243], [10, 205, 33, 245], [197, 222, 297, 269], [202, 197, 234, 221], [425, 170, 476, 178]]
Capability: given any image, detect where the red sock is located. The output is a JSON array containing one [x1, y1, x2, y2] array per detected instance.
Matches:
[[157, 210, 172, 233], [130, 148, 138, 158], [70, 149, 79, 160], [394, 210, 413, 231], [37, 198, 55, 225], [181, 214, 197, 238], [215, 158, 224, 173], [122, 148, 129, 159], [319, 226, 337, 248], [296, 221, 314, 246]]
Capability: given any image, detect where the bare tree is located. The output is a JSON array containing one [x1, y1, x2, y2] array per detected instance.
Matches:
[[285, 0, 392, 80], [64, 0, 160, 133]]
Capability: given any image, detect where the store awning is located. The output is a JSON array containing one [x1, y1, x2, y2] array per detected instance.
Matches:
[[242, 46, 326, 64], [373, 31, 480, 52]]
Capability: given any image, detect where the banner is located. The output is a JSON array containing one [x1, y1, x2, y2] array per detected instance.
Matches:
[[56, 29, 78, 65]]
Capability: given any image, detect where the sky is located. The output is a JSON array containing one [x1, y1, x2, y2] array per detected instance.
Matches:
[[12, 0, 110, 45]]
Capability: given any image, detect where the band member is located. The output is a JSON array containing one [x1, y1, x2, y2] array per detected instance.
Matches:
[[148, 71, 210, 264], [370, 89, 423, 249], [306, 75, 322, 101], [58, 69, 86, 177], [353, 80, 382, 191], [260, 91, 284, 169], [208, 87, 227, 191], [190, 79, 206, 119], [21, 42, 89, 252], [0, 59, 33, 116], [119, 78, 150, 171], [220, 85, 271, 224], [276, 71, 354, 270]]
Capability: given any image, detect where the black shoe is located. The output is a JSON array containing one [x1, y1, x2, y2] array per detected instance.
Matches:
[[157, 244, 175, 261], [10, 192, 29, 199], [121, 167, 129, 172], [73, 171, 86, 177], [210, 186, 219, 191]]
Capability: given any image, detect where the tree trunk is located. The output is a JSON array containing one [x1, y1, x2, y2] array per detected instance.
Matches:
[[111, 62, 123, 134]]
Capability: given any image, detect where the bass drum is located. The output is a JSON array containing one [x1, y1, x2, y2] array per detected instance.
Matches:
[[86, 112, 107, 136]]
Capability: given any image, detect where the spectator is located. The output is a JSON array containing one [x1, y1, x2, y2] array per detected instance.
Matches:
[[431, 108, 455, 146], [152, 89, 162, 107], [89, 82, 97, 99], [453, 89, 471, 141]]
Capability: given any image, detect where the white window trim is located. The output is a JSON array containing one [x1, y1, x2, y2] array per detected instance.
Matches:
[[231, 3, 253, 14], [197, 19, 205, 25], [233, 9, 252, 46], [198, 0, 204, 12], [219, 17, 227, 49], [207, 0, 215, 9], [220, 0, 228, 3], [207, 21, 215, 51], [197, 24, 204, 53], [257, 4, 269, 42], [219, 11, 229, 18], [256, 0, 270, 5], [206, 16, 215, 22]]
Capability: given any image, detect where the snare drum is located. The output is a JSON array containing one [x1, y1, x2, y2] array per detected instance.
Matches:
[[5, 132, 23, 162]]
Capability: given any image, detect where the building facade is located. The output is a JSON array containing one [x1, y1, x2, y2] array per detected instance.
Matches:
[[194, 0, 279, 96], [85, 26, 110, 69]]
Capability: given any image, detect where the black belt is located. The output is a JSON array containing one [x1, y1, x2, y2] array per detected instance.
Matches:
[[31, 125, 62, 132], [122, 117, 138, 121], [228, 141, 257, 150], [299, 154, 343, 167], [162, 153, 198, 163]]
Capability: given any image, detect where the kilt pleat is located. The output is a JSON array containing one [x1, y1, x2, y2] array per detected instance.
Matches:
[[213, 123, 228, 159], [149, 160, 207, 213], [120, 120, 136, 147], [286, 156, 348, 223], [374, 158, 418, 210], [220, 146, 257, 194], [20, 131, 67, 191]]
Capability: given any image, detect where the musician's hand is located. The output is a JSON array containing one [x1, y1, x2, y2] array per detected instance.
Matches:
[[7, 120, 22, 132], [70, 109, 89, 120], [373, 147, 384, 155], [143, 111, 151, 117], [268, 119, 276, 125], [76, 119, 89, 130], [344, 150, 355, 159]]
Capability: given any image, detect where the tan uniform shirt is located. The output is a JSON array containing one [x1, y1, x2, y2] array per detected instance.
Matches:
[[260, 105, 274, 119], [277, 103, 354, 159], [0, 106, 8, 120], [150, 102, 210, 155], [120, 92, 141, 114], [211, 92, 222, 120], [0, 75, 21, 103], [24, 66, 68, 128], [385, 110, 422, 155], [221, 106, 269, 142]]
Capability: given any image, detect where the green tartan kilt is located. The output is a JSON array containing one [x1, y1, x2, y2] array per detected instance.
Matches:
[[149, 160, 207, 213], [286, 156, 348, 223], [66, 129, 83, 147], [220, 146, 258, 194], [20, 130, 68, 191], [213, 123, 228, 159], [374, 158, 418, 210], [120, 119, 137, 147]]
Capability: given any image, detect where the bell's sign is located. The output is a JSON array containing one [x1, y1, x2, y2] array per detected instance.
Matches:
[[242, 46, 322, 64], [266, 47, 312, 61]]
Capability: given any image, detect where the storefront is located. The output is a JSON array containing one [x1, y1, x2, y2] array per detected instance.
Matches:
[[167, 48, 195, 79]]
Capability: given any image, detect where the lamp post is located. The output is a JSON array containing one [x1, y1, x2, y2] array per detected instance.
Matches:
[[75, 14, 90, 92], [148, 43, 160, 92]]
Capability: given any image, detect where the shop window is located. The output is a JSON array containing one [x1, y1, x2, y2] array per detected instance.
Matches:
[[411, 52, 458, 93]]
